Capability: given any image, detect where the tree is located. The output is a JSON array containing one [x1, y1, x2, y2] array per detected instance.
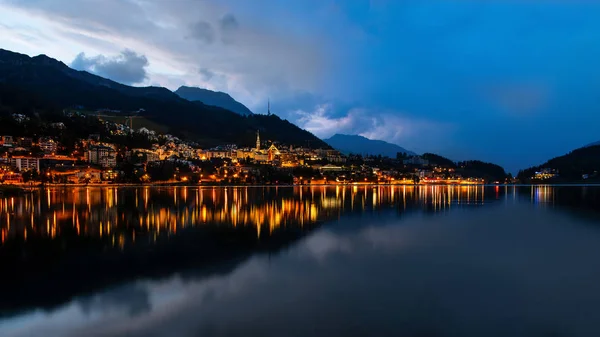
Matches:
[[147, 160, 175, 181], [22, 170, 39, 182], [422, 153, 457, 168]]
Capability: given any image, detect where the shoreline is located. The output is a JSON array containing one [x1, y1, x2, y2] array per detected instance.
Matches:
[[5, 182, 600, 191]]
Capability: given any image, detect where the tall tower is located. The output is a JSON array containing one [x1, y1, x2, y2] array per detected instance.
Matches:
[[256, 130, 260, 151], [267, 99, 271, 116]]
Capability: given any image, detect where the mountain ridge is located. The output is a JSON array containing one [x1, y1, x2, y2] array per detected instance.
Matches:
[[175, 86, 253, 116], [324, 134, 415, 158]]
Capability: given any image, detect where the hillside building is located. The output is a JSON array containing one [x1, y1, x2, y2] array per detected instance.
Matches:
[[88, 145, 117, 168]]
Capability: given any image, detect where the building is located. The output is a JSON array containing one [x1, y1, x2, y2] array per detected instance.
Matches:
[[267, 144, 280, 162], [256, 130, 261, 151], [324, 150, 347, 163], [2, 172, 23, 184], [74, 169, 102, 183], [132, 149, 160, 163], [255, 153, 269, 162], [0, 135, 13, 146], [236, 149, 256, 161], [204, 150, 231, 159], [9, 157, 40, 171], [76, 168, 102, 183], [39, 138, 58, 154], [102, 169, 120, 180], [178, 146, 195, 159], [319, 164, 344, 172], [404, 156, 429, 166], [40, 155, 77, 168], [88, 146, 117, 168], [534, 168, 558, 180], [16, 137, 34, 148]]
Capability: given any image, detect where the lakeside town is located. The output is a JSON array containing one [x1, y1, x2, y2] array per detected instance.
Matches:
[[0, 110, 509, 187]]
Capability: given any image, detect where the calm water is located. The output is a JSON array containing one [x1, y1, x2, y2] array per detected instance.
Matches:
[[2, 185, 600, 337]]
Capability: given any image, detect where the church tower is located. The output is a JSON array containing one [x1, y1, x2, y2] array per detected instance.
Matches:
[[256, 130, 260, 151]]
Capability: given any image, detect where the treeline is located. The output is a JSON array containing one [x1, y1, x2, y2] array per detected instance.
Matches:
[[458, 160, 509, 182], [345, 152, 509, 182], [422, 153, 456, 168], [422, 153, 508, 182]]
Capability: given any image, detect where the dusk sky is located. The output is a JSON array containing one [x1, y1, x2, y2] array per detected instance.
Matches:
[[1, 0, 600, 172]]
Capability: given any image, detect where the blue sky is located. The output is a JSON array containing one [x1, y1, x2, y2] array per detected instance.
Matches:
[[1, 0, 600, 172]]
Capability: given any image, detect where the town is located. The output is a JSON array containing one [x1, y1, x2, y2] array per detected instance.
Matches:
[[0, 110, 502, 186]]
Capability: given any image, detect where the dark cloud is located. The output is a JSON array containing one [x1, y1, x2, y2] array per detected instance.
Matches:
[[219, 14, 239, 44], [198, 68, 215, 81], [190, 21, 214, 44], [219, 13, 239, 32], [71, 49, 148, 85]]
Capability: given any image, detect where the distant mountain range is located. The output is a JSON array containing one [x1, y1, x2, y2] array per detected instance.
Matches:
[[175, 86, 253, 116], [0, 48, 327, 148], [324, 134, 415, 158]]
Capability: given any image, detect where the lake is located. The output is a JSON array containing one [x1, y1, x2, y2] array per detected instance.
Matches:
[[2, 185, 600, 337]]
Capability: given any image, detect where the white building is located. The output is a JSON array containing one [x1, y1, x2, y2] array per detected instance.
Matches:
[[403, 156, 429, 166], [9, 157, 40, 171], [88, 146, 117, 168]]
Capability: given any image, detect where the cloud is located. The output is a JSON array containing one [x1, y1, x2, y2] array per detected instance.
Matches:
[[189, 21, 214, 44], [219, 13, 239, 44], [198, 68, 215, 81], [293, 104, 455, 152], [219, 13, 239, 33], [5, 0, 600, 171], [293, 104, 355, 137], [0, 0, 328, 106], [71, 49, 149, 85]]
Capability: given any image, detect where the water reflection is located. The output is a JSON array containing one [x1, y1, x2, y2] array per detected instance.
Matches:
[[0, 185, 494, 246], [532, 185, 554, 204], [77, 283, 151, 318], [3, 185, 600, 337]]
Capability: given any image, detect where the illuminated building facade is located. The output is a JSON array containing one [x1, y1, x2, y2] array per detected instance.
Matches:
[[39, 138, 58, 154], [9, 157, 40, 171], [88, 146, 117, 168]]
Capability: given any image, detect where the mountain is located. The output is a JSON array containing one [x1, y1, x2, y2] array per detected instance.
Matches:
[[175, 86, 253, 116], [585, 140, 600, 147], [0, 49, 327, 148], [517, 145, 600, 182], [421, 153, 508, 182], [0, 50, 178, 101], [324, 134, 415, 158]]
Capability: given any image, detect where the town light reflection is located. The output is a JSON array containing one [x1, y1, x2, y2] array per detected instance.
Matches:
[[0, 186, 498, 246]]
